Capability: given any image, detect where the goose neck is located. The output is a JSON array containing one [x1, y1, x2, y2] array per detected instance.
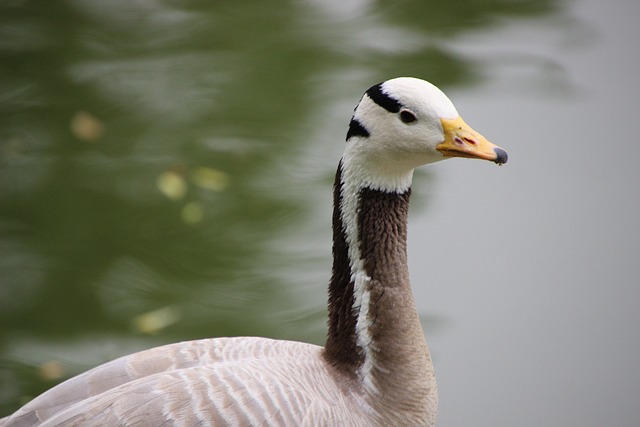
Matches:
[[324, 161, 429, 391]]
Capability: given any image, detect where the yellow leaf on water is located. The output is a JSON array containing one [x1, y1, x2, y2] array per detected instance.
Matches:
[[181, 201, 204, 225], [191, 167, 229, 192], [132, 306, 182, 335], [39, 360, 65, 381], [70, 111, 104, 142], [156, 171, 187, 200]]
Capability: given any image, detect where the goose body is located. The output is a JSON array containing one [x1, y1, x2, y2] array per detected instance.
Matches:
[[1, 77, 507, 427]]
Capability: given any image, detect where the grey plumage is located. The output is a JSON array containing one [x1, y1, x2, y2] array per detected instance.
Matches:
[[4, 338, 377, 426]]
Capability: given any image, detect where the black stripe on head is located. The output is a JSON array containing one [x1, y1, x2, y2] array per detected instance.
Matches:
[[346, 118, 370, 140], [365, 82, 402, 113]]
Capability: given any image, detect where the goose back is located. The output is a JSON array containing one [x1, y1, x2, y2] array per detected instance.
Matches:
[[2, 337, 375, 426]]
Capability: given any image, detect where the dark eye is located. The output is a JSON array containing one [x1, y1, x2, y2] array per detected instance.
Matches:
[[399, 110, 417, 124]]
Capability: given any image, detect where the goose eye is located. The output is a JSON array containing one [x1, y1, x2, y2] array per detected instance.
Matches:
[[399, 110, 417, 124]]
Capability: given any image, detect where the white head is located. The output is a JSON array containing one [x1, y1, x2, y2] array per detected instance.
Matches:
[[341, 77, 507, 192]]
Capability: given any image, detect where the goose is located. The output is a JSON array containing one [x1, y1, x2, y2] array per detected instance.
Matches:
[[1, 77, 507, 427]]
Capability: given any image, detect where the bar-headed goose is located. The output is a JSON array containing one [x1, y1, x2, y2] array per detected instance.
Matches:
[[1, 77, 507, 427]]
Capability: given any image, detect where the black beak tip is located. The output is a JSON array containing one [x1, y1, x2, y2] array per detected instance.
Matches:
[[494, 148, 508, 165]]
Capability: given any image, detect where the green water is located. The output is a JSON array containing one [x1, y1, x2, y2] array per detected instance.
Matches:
[[0, 0, 556, 414]]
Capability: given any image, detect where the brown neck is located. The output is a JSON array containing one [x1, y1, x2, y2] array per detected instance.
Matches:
[[323, 161, 435, 422], [323, 161, 428, 368], [357, 186, 435, 420]]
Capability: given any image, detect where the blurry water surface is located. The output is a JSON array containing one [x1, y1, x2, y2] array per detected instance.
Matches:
[[2, 1, 639, 426]]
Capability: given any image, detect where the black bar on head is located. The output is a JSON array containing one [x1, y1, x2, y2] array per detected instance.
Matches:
[[346, 118, 370, 140], [366, 83, 402, 113]]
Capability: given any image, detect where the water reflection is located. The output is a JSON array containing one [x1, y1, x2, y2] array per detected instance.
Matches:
[[0, 0, 556, 414]]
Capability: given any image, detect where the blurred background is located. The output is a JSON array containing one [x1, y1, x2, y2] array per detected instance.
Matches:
[[1, 0, 639, 425]]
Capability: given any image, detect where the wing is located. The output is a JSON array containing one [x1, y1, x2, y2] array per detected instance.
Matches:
[[3, 337, 369, 427]]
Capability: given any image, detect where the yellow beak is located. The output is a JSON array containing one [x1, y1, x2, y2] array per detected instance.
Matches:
[[437, 117, 508, 164]]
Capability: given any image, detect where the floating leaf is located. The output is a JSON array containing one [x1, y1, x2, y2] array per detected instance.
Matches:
[[191, 166, 229, 192], [39, 361, 64, 381], [156, 171, 187, 200], [181, 201, 204, 225], [132, 306, 182, 335], [70, 111, 104, 142]]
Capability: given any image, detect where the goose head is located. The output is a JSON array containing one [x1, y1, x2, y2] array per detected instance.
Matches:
[[342, 77, 508, 192]]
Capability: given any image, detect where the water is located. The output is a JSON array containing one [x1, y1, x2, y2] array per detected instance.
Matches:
[[2, 1, 639, 425]]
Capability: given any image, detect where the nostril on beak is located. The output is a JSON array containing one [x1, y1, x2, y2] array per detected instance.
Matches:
[[455, 137, 478, 146], [494, 147, 508, 165]]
